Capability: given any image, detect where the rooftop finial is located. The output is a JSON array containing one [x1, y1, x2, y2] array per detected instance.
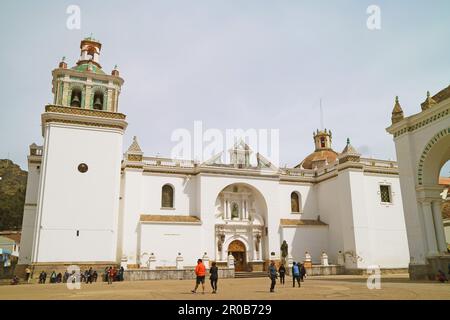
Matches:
[[421, 90, 436, 111], [62, 56, 66, 62], [347, 137, 350, 145], [391, 95, 404, 124]]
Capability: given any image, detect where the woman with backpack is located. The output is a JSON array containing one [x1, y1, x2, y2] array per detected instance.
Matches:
[[292, 262, 301, 287]]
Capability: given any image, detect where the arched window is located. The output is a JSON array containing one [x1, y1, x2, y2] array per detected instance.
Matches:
[[161, 184, 174, 208], [291, 192, 300, 213], [93, 91, 104, 110], [70, 88, 82, 108]]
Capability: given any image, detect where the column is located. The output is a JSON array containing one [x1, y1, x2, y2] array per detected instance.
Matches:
[[432, 201, 447, 253], [422, 202, 438, 256], [244, 200, 248, 220], [225, 200, 230, 220]]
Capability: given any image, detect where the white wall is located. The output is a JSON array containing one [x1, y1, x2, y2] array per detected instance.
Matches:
[[278, 182, 316, 218], [33, 123, 123, 263], [140, 223, 203, 267], [363, 174, 410, 268], [18, 160, 41, 264], [281, 226, 329, 264]]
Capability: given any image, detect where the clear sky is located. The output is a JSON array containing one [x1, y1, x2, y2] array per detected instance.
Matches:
[[0, 0, 449, 175]]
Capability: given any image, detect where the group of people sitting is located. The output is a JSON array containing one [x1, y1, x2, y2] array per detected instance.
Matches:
[[35, 266, 125, 284]]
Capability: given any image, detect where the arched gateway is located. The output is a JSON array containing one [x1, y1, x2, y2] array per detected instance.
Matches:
[[387, 87, 450, 280], [228, 240, 246, 271]]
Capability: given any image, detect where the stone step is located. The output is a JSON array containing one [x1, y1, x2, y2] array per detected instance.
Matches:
[[235, 272, 268, 278]]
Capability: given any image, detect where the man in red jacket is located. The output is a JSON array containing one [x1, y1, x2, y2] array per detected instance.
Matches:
[[191, 259, 206, 294]]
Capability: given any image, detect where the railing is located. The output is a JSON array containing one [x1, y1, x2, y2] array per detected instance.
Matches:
[[143, 157, 196, 168]]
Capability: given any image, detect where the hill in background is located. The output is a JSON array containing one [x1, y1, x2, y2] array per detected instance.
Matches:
[[0, 159, 27, 231]]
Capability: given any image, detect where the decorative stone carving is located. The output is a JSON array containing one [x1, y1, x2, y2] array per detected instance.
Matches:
[[227, 253, 235, 269], [176, 253, 184, 270], [148, 253, 156, 270], [255, 234, 261, 252], [202, 252, 210, 269], [321, 251, 329, 266]]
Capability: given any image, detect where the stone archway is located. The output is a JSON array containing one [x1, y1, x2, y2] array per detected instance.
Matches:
[[214, 183, 267, 271], [228, 240, 247, 271], [387, 85, 450, 279]]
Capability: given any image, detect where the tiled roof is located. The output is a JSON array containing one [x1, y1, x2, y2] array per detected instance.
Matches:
[[439, 177, 450, 186], [140, 215, 201, 223], [280, 219, 328, 226]]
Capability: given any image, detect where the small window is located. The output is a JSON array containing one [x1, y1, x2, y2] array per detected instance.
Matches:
[[161, 184, 174, 208], [320, 137, 326, 148], [291, 192, 300, 213], [380, 185, 391, 203]]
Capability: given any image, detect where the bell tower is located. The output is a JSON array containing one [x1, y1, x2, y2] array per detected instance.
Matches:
[[26, 38, 127, 265], [52, 36, 122, 112]]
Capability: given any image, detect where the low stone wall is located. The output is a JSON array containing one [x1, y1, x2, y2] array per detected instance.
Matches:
[[306, 265, 345, 276], [124, 267, 235, 281], [344, 267, 409, 276], [410, 256, 450, 280]]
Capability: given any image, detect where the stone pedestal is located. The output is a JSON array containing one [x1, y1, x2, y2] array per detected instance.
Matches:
[[120, 256, 128, 270], [287, 254, 294, 268], [321, 252, 329, 266], [148, 253, 157, 270], [227, 254, 235, 269], [304, 251, 312, 268], [176, 254, 184, 270], [337, 251, 345, 266], [202, 252, 210, 269]]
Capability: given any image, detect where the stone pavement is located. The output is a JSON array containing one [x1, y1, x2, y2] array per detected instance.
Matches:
[[0, 274, 449, 300]]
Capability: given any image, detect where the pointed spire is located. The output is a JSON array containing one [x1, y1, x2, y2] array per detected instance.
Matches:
[[341, 138, 358, 155], [421, 90, 436, 111], [128, 136, 142, 153], [391, 96, 404, 124]]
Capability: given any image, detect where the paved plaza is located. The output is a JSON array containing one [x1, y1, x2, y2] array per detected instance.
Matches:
[[0, 274, 449, 300]]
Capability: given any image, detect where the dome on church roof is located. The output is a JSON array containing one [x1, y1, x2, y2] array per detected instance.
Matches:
[[71, 62, 105, 75], [298, 149, 338, 169]]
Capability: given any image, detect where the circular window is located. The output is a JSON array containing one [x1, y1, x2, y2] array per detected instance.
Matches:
[[78, 163, 88, 173]]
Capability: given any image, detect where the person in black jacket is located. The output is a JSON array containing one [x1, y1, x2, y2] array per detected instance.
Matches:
[[210, 262, 219, 293], [278, 263, 286, 285]]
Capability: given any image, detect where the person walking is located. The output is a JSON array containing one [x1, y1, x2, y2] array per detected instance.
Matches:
[[300, 263, 306, 282], [278, 263, 286, 285], [191, 259, 206, 294], [268, 261, 277, 293], [292, 262, 301, 287], [209, 261, 219, 294]]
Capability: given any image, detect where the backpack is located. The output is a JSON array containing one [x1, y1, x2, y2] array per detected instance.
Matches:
[[293, 265, 300, 276]]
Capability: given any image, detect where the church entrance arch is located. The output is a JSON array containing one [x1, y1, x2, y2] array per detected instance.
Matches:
[[228, 240, 246, 272]]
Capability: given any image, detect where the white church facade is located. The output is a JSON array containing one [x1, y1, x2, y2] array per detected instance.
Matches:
[[18, 38, 410, 273]]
